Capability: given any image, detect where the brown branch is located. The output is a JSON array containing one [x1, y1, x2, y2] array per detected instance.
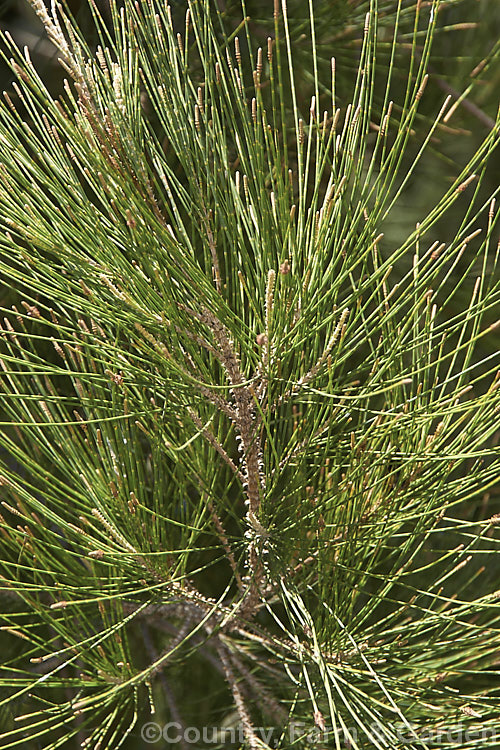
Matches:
[[228, 649, 288, 724], [177, 304, 267, 619], [197, 305, 264, 516], [430, 69, 495, 130], [410, 43, 495, 130], [188, 408, 244, 482], [206, 496, 244, 591], [215, 640, 266, 750]]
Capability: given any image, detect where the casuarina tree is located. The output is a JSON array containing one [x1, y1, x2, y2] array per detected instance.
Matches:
[[0, 0, 499, 748]]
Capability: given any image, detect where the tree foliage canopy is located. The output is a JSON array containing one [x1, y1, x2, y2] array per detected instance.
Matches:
[[0, 0, 499, 747]]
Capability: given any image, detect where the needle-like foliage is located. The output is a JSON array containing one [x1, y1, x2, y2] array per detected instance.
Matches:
[[0, 0, 499, 748]]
